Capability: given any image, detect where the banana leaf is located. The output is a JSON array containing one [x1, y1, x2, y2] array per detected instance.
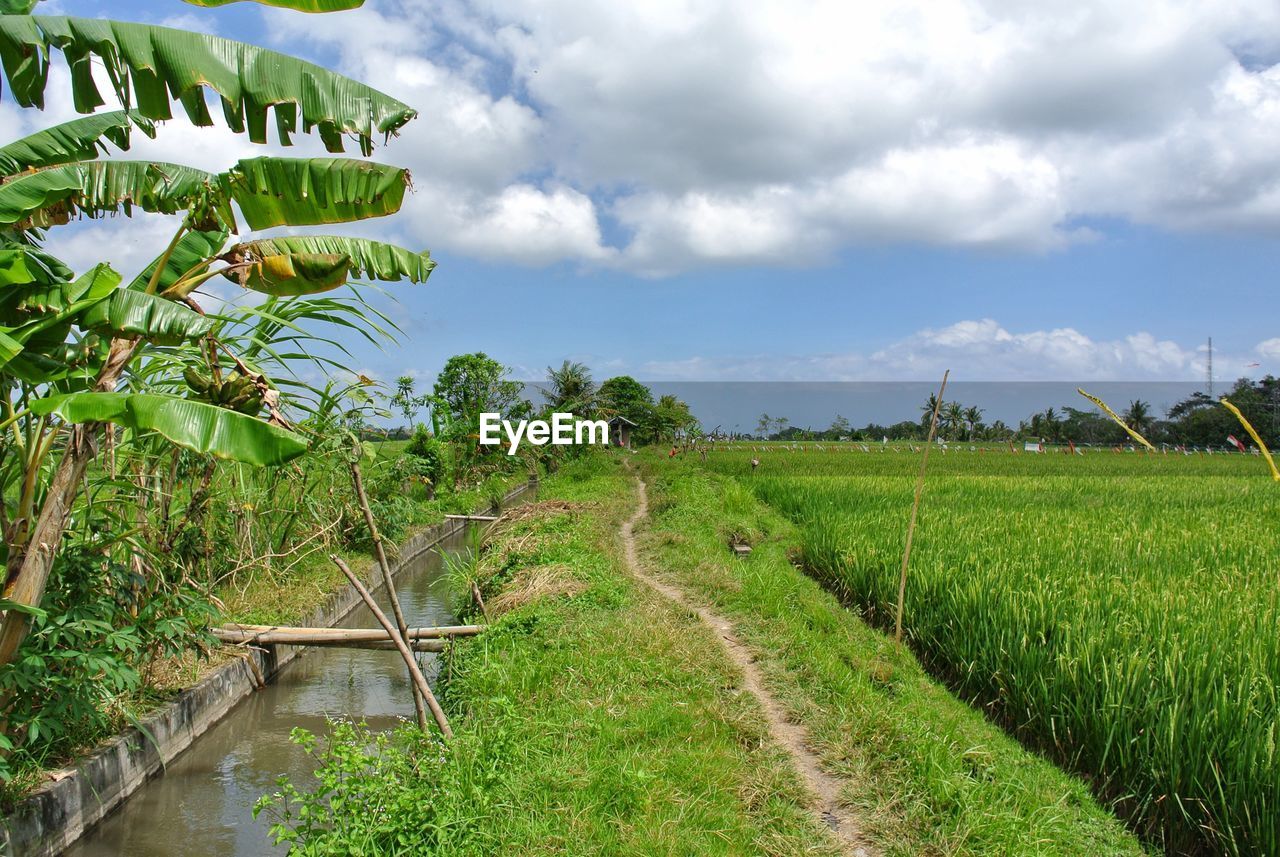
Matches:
[[0, 16, 417, 154], [0, 157, 407, 232], [0, 262, 117, 370], [0, 110, 155, 177], [228, 252, 351, 296], [79, 289, 213, 344], [0, 1, 38, 14], [0, 327, 20, 367], [31, 391, 308, 465], [183, 0, 364, 10], [222, 157, 408, 229], [0, 160, 217, 229], [223, 235, 434, 285]]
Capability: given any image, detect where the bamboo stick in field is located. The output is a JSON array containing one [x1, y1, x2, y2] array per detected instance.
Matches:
[[332, 555, 453, 739], [350, 457, 428, 731], [896, 369, 949, 644]]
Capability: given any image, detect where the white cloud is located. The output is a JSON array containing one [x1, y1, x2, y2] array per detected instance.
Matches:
[[1257, 338, 1280, 359], [9, 1, 1280, 273], [635, 318, 1274, 381]]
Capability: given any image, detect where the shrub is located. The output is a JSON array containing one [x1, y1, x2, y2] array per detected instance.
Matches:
[[0, 543, 216, 787]]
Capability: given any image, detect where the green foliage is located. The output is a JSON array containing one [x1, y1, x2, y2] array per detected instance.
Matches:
[[541, 359, 596, 414], [0, 160, 216, 228], [597, 374, 652, 426], [255, 716, 515, 855], [0, 543, 216, 784], [433, 352, 529, 430], [222, 236, 434, 290], [404, 425, 449, 487]]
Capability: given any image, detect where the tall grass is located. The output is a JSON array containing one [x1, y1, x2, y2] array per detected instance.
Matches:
[[703, 446, 1279, 855]]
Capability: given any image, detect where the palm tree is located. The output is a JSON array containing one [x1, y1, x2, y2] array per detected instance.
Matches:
[[543, 360, 596, 414], [963, 405, 985, 440], [1124, 399, 1153, 435], [920, 394, 941, 430], [942, 402, 965, 440]]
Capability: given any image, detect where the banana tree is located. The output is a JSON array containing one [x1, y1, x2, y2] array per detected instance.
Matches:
[[0, 1, 435, 671]]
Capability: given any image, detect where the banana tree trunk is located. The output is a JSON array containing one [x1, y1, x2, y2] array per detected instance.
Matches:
[[0, 339, 138, 668]]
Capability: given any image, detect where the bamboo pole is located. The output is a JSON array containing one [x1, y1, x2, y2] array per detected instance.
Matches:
[[895, 369, 949, 644], [213, 624, 483, 644], [214, 634, 447, 653], [470, 580, 490, 621], [350, 457, 427, 731], [332, 556, 453, 739]]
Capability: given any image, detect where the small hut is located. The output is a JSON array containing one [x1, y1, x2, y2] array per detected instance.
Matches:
[[609, 415, 637, 449]]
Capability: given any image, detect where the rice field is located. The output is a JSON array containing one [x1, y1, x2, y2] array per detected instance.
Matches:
[[700, 444, 1279, 856]]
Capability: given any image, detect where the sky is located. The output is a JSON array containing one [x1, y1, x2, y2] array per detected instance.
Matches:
[[4, 0, 1280, 390]]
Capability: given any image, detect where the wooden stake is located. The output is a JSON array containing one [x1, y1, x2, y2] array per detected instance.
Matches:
[[896, 369, 949, 644], [332, 555, 453, 739], [350, 457, 428, 731]]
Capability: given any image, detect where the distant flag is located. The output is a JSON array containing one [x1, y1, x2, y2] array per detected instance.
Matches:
[[1227, 434, 1247, 454]]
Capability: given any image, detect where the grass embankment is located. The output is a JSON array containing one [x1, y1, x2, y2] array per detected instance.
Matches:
[[268, 452, 1144, 856], [218, 472, 523, 627], [638, 457, 1147, 856]]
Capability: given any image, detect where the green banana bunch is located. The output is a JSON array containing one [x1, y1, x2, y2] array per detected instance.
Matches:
[[183, 368, 265, 414]]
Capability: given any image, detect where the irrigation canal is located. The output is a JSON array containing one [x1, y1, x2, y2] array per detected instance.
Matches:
[[63, 527, 478, 856]]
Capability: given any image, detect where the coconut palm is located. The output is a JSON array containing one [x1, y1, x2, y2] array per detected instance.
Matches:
[[543, 360, 597, 415], [942, 401, 965, 440], [964, 405, 985, 440], [1124, 399, 1153, 435]]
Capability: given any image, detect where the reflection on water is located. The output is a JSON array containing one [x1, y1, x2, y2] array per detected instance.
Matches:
[[64, 533, 469, 857]]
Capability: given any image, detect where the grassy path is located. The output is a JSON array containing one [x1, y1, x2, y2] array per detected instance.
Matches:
[[621, 472, 875, 856]]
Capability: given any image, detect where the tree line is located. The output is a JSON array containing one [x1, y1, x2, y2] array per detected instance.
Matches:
[[386, 356, 700, 459], [752, 376, 1280, 449]]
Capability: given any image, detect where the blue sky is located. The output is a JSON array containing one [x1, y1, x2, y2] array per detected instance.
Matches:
[[7, 0, 1280, 388]]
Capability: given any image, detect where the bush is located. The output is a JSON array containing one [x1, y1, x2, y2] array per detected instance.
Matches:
[[0, 543, 216, 787], [405, 425, 450, 490], [255, 714, 516, 855]]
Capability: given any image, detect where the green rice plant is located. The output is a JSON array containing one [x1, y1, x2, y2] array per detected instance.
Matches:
[[700, 445, 1278, 855]]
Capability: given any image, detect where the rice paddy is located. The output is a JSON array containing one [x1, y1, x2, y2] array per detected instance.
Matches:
[[700, 444, 1279, 855]]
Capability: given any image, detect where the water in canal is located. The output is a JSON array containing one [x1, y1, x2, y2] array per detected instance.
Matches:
[[64, 529, 474, 857]]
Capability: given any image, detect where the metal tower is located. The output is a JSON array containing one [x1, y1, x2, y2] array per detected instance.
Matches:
[[1206, 337, 1213, 397]]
